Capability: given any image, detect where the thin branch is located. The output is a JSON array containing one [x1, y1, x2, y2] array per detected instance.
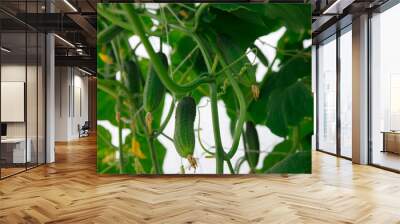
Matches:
[[171, 46, 199, 77]]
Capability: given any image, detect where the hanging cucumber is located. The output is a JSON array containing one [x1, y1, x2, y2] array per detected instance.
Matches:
[[174, 96, 197, 169], [124, 60, 142, 102], [144, 52, 168, 113], [124, 60, 142, 93], [244, 122, 260, 171], [143, 52, 168, 133]]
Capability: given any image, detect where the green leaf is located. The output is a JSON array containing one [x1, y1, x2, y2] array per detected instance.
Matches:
[[209, 8, 272, 52], [260, 4, 311, 33], [97, 88, 117, 126], [97, 126, 119, 173], [276, 30, 310, 62], [265, 81, 313, 137], [261, 140, 293, 172], [267, 151, 311, 173], [97, 125, 114, 150], [275, 55, 311, 88], [248, 53, 311, 130]]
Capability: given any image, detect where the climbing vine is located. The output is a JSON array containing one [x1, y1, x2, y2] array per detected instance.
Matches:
[[97, 3, 312, 174]]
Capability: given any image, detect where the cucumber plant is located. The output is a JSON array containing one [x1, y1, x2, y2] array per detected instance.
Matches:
[[97, 3, 312, 174]]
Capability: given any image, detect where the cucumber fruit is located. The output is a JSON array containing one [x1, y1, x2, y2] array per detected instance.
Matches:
[[143, 52, 168, 113], [174, 96, 196, 162], [244, 122, 260, 170]]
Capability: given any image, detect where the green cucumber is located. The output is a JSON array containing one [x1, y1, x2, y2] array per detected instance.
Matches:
[[174, 96, 196, 159], [124, 60, 142, 95], [244, 122, 260, 170], [143, 52, 168, 112]]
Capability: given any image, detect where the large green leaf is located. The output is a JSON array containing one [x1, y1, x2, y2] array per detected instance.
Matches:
[[265, 81, 313, 137], [259, 4, 311, 34], [247, 53, 311, 129], [207, 7, 276, 52], [274, 55, 311, 89]]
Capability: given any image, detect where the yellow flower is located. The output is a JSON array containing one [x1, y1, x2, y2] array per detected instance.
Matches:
[[251, 84, 260, 100], [99, 53, 113, 64], [131, 138, 146, 159], [102, 153, 115, 163]]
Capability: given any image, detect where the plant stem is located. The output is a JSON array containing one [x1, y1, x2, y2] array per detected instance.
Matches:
[[192, 4, 209, 32], [214, 48, 257, 76], [128, 92, 161, 174], [135, 108, 161, 174], [197, 106, 215, 156], [153, 98, 175, 137], [98, 25, 124, 44], [117, 97, 124, 174], [210, 42, 247, 160], [226, 159, 235, 174], [209, 83, 224, 174], [191, 33, 225, 173], [98, 6, 134, 32], [171, 46, 199, 77], [122, 4, 213, 94], [177, 3, 196, 12], [147, 135, 161, 174], [166, 5, 185, 27], [160, 132, 174, 143], [192, 34, 213, 72]]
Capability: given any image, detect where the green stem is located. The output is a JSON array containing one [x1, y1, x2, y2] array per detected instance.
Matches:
[[234, 157, 246, 174], [192, 34, 213, 72], [191, 33, 225, 173], [160, 132, 174, 143], [211, 43, 247, 160], [136, 110, 161, 174], [141, 10, 191, 35], [197, 106, 215, 156], [226, 159, 235, 174], [214, 48, 256, 76], [98, 25, 124, 44], [129, 98, 161, 175], [153, 98, 175, 137], [171, 46, 199, 77], [177, 3, 196, 12], [147, 136, 161, 174], [97, 82, 118, 98], [166, 5, 185, 27], [192, 4, 209, 32], [98, 6, 134, 32], [209, 83, 224, 174], [122, 4, 213, 94], [117, 97, 124, 174]]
